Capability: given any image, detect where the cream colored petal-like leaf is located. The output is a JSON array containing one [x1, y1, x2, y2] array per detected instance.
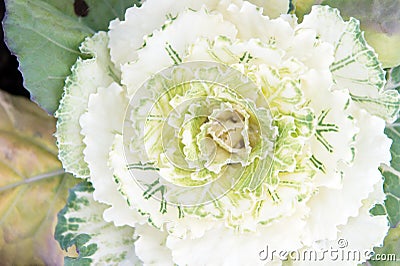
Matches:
[[299, 5, 399, 122], [55, 32, 117, 179], [80, 82, 142, 226], [322, 0, 400, 68]]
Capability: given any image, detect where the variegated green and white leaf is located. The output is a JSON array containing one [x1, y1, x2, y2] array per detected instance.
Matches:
[[299, 5, 400, 122], [322, 0, 400, 68], [55, 32, 119, 179], [55, 181, 139, 265]]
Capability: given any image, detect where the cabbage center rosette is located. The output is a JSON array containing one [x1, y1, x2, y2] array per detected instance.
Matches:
[[55, 0, 399, 265], [124, 62, 276, 208]]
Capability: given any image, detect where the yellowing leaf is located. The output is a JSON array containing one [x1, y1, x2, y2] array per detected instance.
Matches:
[[0, 90, 78, 265], [293, 0, 316, 20], [247, 0, 290, 18]]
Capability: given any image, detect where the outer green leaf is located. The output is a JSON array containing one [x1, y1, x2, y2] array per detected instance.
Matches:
[[366, 65, 400, 264], [3, 0, 140, 113], [385, 118, 400, 176], [368, 118, 400, 264], [379, 169, 400, 227], [370, 226, 400, 266], [386, 66, 400, 93], [55, 181, 139, 265], [0, 90, 78, 265], [377, 118, 400, 227], [391, 66, 400, 85]]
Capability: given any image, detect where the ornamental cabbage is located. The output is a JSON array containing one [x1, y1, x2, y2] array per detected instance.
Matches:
[[55, 0, 400, 265]]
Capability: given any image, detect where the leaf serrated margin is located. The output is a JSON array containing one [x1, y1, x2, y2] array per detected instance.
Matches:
[[55, 181, 140, 265], [55, 181, 96, 265]]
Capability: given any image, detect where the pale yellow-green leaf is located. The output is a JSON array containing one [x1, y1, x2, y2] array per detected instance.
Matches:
[[247, 0, 290, 18], [0, 90, 78, 265], [293, 0, 317, 20]]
